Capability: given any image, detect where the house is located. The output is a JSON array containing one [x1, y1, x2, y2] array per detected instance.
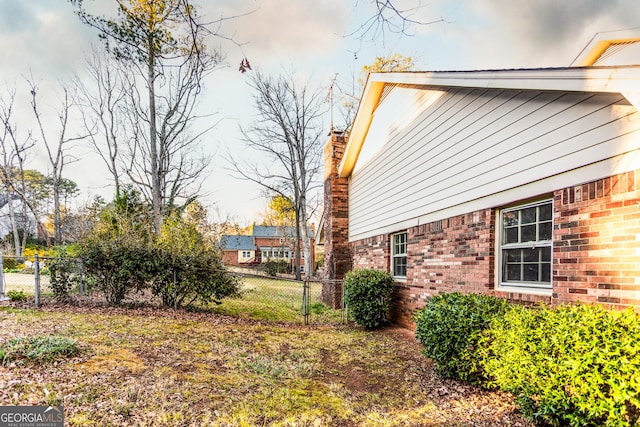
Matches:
[[321, 31, 640, 327], [220, 235, 256, 266], [221, 225, 315, 274]]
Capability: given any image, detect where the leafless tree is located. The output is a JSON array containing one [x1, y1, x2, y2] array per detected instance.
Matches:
[[227, 70, 325, 279], [29, 80, 88, 245], [350, 0, 444, 43], [0, 88, 36, 256], [70, 0, 244, 233], [75, 49, 128, 197]]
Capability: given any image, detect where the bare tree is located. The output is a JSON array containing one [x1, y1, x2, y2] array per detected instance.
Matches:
[[29, 81, 87, 245], [0, 88, 36, 255], [70, 0, 239, 233], [75, 49, 128, 197], [351, 0, 444, 42], [227, 70, 325, 279]]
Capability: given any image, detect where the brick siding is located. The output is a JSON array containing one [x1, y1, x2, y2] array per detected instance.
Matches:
[[348, 169, 640, 327]]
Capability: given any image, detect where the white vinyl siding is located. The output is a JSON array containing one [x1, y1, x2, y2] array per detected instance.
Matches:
[[349, 86, 640, 241]]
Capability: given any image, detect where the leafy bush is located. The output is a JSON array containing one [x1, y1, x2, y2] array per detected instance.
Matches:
[[48, 247, 83, 301], [6, 290, 27, 302], [414, 292, 510, 384], [481, 304, 640, 427], [0, 335, 79, 366], [344, 269, 395, 329], [81, 239, 152, 305], [264, 260, 289, 276], [150, 213, 240, 308]]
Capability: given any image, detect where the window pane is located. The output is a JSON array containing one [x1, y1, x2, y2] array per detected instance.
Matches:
[[506, 249, 521, 262], [539, 222, 552, 240], [541, 263, 551, 282], [505, 227, 519, 244], [539, 203, 552, 221], [503, 211, 518, 227], [521, 224, 536, 242], [521, 207, 536, 224], [505, 264, 521, 281], [523, 264, 539, 281], [541, 247, 551, 262], [394, 256, 407, 276], [523, 248, 539, 263]]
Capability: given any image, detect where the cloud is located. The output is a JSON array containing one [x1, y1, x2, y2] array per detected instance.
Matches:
[[198, 0, 348, 67]]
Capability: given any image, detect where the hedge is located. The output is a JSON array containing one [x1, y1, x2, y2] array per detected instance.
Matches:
[[414, 294, 640, 426]]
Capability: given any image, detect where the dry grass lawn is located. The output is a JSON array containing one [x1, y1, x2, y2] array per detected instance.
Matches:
[[0, 302, 532, 426]]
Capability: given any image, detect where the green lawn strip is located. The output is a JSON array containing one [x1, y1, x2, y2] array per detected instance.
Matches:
[[0, 307, 528, 426]]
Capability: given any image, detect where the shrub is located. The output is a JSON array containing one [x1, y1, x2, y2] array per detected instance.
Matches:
[[6, 290, 27, 302], [1, 335, 79, 366], [344, 269, 395, 329], [264, 260, 289, 276], [481, 303, 640, 427], [80, 239, 152, 305], [413, 292, 509, 384], [48, 247, 83, 301]]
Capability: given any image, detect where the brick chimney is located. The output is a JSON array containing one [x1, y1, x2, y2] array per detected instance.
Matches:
[[321, 130, 352, 308]]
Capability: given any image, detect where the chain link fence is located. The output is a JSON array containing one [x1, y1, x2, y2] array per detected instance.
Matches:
[[0, 254, 345, 325]]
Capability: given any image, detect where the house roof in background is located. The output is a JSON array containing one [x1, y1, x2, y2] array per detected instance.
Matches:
[[252, 225, 313, 237], [220, 235, 255, 250]]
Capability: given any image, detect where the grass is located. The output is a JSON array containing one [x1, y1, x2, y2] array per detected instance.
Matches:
[[0, 306, 530, 426], [211, 276, 343, 324]]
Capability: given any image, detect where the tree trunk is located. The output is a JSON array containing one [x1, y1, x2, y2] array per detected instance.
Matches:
[[147, 38, 162, 234]]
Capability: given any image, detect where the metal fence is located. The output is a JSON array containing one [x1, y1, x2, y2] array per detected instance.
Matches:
[[0, 254, 345, 325]]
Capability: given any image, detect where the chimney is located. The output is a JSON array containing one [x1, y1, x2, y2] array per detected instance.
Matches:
[[321, 130, 352, 308]]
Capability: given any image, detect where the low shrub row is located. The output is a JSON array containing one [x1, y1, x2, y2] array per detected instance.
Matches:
[[414, 292, 640, 427]]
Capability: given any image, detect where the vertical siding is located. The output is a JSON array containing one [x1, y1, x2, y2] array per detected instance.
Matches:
[[349, 86, 640, 241]]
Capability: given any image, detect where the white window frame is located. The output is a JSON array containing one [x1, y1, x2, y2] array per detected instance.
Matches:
[[391, 231, 407, 279], [497, 199, 553, 294]]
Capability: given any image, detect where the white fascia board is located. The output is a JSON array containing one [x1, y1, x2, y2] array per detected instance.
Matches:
[[368, 67, 640, 94]]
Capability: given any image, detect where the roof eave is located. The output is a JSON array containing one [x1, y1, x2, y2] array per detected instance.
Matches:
[[337, 67, 640, 178]]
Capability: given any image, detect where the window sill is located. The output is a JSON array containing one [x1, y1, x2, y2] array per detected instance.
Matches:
[[496, 285, 552, 297]]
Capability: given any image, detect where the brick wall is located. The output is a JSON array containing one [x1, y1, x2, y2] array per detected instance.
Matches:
[[553, 170, 640, 309], [348, 169, 640, 327], [322, 131, 352, 307]]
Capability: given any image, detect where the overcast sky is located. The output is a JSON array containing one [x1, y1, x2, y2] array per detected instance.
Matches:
[[1, 0, 639, 225]]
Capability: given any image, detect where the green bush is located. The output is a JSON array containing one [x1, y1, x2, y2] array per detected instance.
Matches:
[[481, 303, 640, 427], [264, 260, 289, 276], [48, 247, 82, 301], [344, 269, 395, 329], [414, 292, 510, 384], [6, 290, 27, 302], [1, 335, 79, 366]]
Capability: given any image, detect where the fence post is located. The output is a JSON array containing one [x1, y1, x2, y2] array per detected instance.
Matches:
[[0, 252, 5, 301], [173, 267, 178, 310], [34, 253, 40, 308], [302, 279, 309, 325]]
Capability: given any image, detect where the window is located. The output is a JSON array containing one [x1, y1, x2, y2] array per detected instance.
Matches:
[[392, 232, 407, 278], [261, 250, 268, 259], [500, 200, 553, 289], [242, 251, 251, 258]]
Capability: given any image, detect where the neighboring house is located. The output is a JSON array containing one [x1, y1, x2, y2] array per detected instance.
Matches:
[[321, 31, 640, 326], [221, 225, 315, 273], [220, 235, 256, 266]]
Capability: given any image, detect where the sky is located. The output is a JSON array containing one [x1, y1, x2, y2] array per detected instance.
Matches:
[[0, 0, 639, 226]]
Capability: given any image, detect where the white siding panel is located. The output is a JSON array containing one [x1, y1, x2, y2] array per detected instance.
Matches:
[[349, 87, 640, 241]]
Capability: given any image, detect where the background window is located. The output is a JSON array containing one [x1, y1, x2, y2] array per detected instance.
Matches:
[[392, 232, 407, 277], [500, 200, 552, 288]]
